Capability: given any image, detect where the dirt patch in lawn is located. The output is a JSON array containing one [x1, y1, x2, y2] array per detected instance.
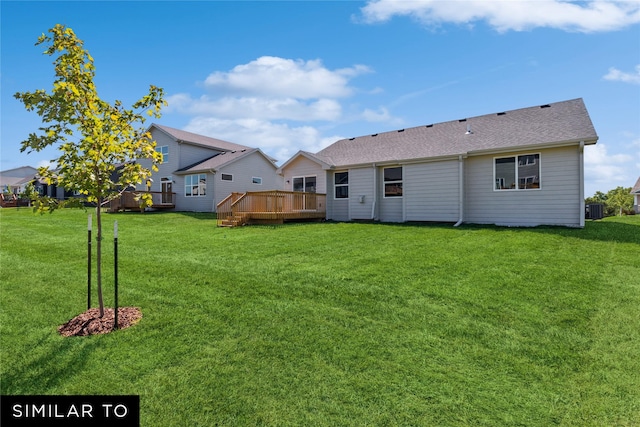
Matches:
[[58, 307, 142, 337]]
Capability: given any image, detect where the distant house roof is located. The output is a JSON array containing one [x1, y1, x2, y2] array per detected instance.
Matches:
[[150, 124, 253, 152], [0, 166, 38, 189], [631, 177, 640, 194], [315, 98, 598, 168], [276, 150, 333, 173]]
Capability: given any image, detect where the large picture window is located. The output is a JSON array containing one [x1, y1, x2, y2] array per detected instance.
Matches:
[[334, 171, 348, 199], [185, 174, 206, 197], [293, 176, 316, 193], [494, 154, 540, 190], [384, 166, 403, 197]]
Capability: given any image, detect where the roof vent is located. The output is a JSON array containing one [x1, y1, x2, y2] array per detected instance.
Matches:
[[397, 129, 405, 133], [459, 119, 467, 122], [465, 124, 473, 135], [349, 137, 355, 140], [540, 104, 551, 108], [371, 133, 378, 137], [426, 124, 433, 128], [241, 149, 246, 152], [497, 112, 506, 116]]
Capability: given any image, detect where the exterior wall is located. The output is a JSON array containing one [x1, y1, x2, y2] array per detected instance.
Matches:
[[348, 167, 375, 220], [464, 146, 582, 227], [136, 130, 184, 192], [212, 152, 282, 211], [281, 156, 326, 194], [177, 142, 221, 170], [404, 160, 460, 222], [175, 173, 215, 212]]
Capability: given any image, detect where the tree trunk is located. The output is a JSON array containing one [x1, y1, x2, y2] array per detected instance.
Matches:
[[96, 203, 105, 317]]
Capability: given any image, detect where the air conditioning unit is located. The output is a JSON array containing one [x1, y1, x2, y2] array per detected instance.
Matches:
[[585, 203, 604, 220]]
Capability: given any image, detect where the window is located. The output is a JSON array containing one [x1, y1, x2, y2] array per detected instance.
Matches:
[[334, 171, 349, 199], [185, 174, 206, 197], [155, 145, 169, 163], [221, 173, 233, 181], [494, 154, 540, 190], [252, 176, 262, 185], [383, 166, 403, 197], [293, 176, 316, 193]]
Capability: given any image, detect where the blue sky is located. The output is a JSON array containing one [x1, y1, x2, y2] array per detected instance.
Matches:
[[2, 0, 639, 196]]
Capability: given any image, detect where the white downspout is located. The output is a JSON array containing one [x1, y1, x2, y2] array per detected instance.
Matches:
[[210, 169, 217, 212], [371, 163, 377, 220], [579, 141, 585, 228], [454, 155, 464, 227]]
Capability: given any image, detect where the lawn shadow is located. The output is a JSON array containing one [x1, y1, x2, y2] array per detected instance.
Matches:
[[328, 219, 640, 245], [512, 220, 639, 245], [1, 332, 100, 394]]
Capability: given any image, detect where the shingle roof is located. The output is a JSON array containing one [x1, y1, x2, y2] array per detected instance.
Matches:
[[151, 124, 252, 152], [175, 148, 258, 174], [315, 98, 598, 167], [631, 177, 640, 194]]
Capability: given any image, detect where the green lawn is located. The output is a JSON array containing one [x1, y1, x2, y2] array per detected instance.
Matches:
[[1, 208, 639, 426]]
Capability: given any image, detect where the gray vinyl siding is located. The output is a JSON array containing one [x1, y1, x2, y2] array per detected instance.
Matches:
[[282, 157, 326, 194], [177, 143, 222, 170], [404, 160, 460, 222], [176, 172, 214, 211], [136, 130, 190, 193], [464, 146, 581, 227], [212, 151, 281, 211], [348, 167, 375, 220]]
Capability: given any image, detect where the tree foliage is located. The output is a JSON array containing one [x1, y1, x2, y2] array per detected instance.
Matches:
[[586, 186, 634, 216], [14, 24, 167, 317], [15, 24, 165, 210]]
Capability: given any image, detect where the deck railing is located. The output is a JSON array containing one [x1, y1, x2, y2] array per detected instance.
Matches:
[[217, 190, 326, 226], [110, 191, 176, 212]]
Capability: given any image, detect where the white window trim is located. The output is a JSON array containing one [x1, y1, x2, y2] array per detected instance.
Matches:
[[383, 166, 403, 198], [292, 175, 317, 193], [185, 173, 206, 197], [252, 176, 263, 185], [493, 153, 541, 191], [156, 145, 169, 163], [334, 171, 349, 200]]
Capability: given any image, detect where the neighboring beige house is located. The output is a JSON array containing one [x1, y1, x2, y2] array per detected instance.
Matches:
[[279, 98, 598, 228], [136, 124, 282, 212], [631, 177, 640, 213], [0, 166, 37, 195]]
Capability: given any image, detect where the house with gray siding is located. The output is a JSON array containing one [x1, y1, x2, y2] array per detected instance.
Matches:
[[279, 98, 598, 227], [138, 124, 282, 212], [631, 177, 640, 213]]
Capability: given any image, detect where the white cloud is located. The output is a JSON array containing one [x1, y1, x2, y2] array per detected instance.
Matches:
[[204, 56, 372, 99], [167, 94, 342, 121], [584, 143, 635, 194], [164, 56, 404, 163], [603, 64, 640, 84], [359, 0, 640, 33], [183, 117, 342, 162]]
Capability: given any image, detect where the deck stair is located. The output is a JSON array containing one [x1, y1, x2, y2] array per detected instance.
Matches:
[[219, 214, 248, 227], [216, 190, 326, 227]]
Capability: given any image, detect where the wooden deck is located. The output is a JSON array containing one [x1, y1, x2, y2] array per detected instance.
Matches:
[[109, 191, 176, 212], [217, 191, 326, 227]]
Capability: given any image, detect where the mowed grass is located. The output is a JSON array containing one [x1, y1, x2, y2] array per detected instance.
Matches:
[[1, 208, 639, 426]]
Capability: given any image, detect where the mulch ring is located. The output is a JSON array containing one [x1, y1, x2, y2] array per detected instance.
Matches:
[[58, 307, 142, 337]]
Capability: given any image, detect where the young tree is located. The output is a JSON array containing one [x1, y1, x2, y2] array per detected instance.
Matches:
[[14, 24, 166, 317], [606, 186, 633, 216]]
